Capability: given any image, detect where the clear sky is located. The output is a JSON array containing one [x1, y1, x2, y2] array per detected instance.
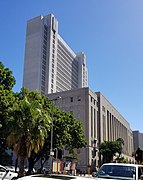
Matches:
[[0, 0, 143, 132]]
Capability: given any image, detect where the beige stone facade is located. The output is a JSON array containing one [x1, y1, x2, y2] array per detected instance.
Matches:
[[95, 92, 133, 157], [47, 87, 134, 171], [48, 87, 98, 172]]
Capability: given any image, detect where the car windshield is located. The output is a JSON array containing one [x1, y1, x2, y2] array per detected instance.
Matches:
[[96, 165, 136, 179]]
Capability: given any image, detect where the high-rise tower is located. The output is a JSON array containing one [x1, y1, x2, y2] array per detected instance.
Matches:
[[23, 14, 88, 94]]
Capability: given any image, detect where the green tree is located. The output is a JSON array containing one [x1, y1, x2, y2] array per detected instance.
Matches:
[[99, 139, 124, 164], [27, 105, 87, 173], [0, 61, 16, 90], [116, 138, 124, 158], [7, 88, 51, 177], [135, 147, 143, 164], [0, 61, 16, 164]]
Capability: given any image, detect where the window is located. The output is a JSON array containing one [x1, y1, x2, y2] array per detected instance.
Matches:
[[41, 81, 45, 86], [43, 40, 47, 45], [42, 75, 45, 81], [44, 30, 47, 36], [42, 65, 46, 70], [43, 54, 46, 60], [44, 25, 47, 31], [43, 44, 47, 50], [41, 86, 45, 92], [43, 60, 46, 65], [42, 70, 45, 76], [43, 49, 46, 55], [77, 96, 81, 101], [70, 97, 73, 102], [44, 35, 47, 40]]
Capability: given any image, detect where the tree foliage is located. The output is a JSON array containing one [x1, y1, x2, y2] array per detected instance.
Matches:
[[0, 61, 87, 177], [6, 88, 51, 177], [135, 147, 143, 164], [0, 61, 16, 90], [27, 102, 87, 173], [99, 138, 124, 164], [0, 61, 16, 164], [0, 61, 16, 129]]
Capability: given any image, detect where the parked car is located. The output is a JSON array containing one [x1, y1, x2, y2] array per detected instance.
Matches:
[[0, 165, 18, 180], [95, 163, 143, 180], [18, 174, 93, 180]]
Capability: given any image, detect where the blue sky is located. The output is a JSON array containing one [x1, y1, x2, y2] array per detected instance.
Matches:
[[0, 0, 143, 132]]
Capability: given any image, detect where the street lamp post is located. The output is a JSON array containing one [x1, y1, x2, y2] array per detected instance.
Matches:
[[49, 96, 61, 173]]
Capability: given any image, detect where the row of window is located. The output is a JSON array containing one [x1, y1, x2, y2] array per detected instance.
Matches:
[[70, 96, 81, 102], [90, 96, 97, 106], [41, 25, 48, 94], [57, 49, 78, 78], [56, 81, 68, 91], [57, 52, 78, 82], [57, 58, 78, 84], [51, 34, 56, 92], [57, 67, 78, 88], [56, 75, 72, 90], [58, 41, 78, 70], [57, 46, 78, 73], [58, 40, 75, 62]]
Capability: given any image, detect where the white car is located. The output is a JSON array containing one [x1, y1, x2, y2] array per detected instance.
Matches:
[[18, 174, 93, 180], [94, 163, 143, 180], [0, 165, 18, 180]]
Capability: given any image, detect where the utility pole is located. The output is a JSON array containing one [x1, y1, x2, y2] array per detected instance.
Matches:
[[49, 96, 61, 173]]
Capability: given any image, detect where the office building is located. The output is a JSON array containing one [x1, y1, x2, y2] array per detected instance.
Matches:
[[48, 87, 134, 171], [23, 14, 88, 94], [133, 131, 143, 151]]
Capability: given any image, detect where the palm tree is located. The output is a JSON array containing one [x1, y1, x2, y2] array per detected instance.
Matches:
[[7, 94, 50, 177], [116, 138, 124, 157], [99, 140, 124, 164]]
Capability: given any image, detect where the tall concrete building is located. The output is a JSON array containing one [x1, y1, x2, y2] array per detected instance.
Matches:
[[23, 14, 88, 94], [47, 87, 134, 171], [133, 131, 143, 151]]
